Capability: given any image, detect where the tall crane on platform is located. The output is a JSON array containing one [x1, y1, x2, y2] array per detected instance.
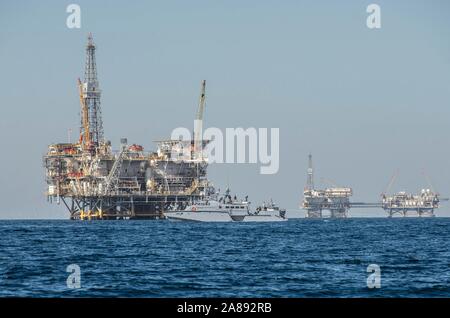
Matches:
[[381, 169, 399, 198], [77, 78, 90, 151], [193, 80, 206, 160]]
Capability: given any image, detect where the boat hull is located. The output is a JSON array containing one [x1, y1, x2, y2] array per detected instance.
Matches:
[[164, 211, 287, 222]]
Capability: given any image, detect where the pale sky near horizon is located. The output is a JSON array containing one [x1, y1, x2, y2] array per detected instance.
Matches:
[[0, 0, 449, 218]]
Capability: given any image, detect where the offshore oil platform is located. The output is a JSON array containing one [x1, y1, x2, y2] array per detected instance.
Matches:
[[43, 34, 212, 220], [44, 34, 447, 221], [379, 171, 444, 217], [302, 155, 447, 218]]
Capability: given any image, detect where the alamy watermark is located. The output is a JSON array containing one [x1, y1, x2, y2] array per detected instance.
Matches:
[[66, 264, 81, 289], [66, 3, 381, 31], [366, 264, 381, 289], [171, 121, 280, 175], [366, 4, 381, 29], [66, 4, 81, 29]]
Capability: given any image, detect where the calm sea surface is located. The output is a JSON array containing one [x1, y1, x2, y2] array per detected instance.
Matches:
[[1, 218, 450, 297]]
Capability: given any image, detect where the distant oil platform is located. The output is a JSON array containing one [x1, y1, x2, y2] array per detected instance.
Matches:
[[301, 154, 448, 218]]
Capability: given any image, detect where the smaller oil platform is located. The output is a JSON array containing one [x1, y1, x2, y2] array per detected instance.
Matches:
[[381, 190, 442, 217], [302, 154, 354, 218], [303, 188, 353, 218], [379, 170, 448, 217], [301, 155, 448, 218]]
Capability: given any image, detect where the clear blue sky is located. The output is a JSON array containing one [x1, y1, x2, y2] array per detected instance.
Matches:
[[0, 0, 449, 218]]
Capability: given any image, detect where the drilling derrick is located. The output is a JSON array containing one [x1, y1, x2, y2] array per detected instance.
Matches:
[[306, 154, 314, 190], [302, 154, 326, 218], [82, 33, 104, 150]]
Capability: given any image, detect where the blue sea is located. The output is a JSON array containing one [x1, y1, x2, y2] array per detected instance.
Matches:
[[1, 218, 450, 297]]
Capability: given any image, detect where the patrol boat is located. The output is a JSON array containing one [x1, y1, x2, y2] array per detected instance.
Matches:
[[164, 190, 287, 222]]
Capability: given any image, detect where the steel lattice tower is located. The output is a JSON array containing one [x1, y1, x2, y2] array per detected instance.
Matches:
[[82, 33, 104, 147], [306, 154, 314, 190]]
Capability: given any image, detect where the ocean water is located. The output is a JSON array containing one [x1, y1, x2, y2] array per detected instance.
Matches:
[[1, 218, 450, 297]]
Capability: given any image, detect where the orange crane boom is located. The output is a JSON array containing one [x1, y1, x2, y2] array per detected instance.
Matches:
[[77, 78, 90, 150]]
